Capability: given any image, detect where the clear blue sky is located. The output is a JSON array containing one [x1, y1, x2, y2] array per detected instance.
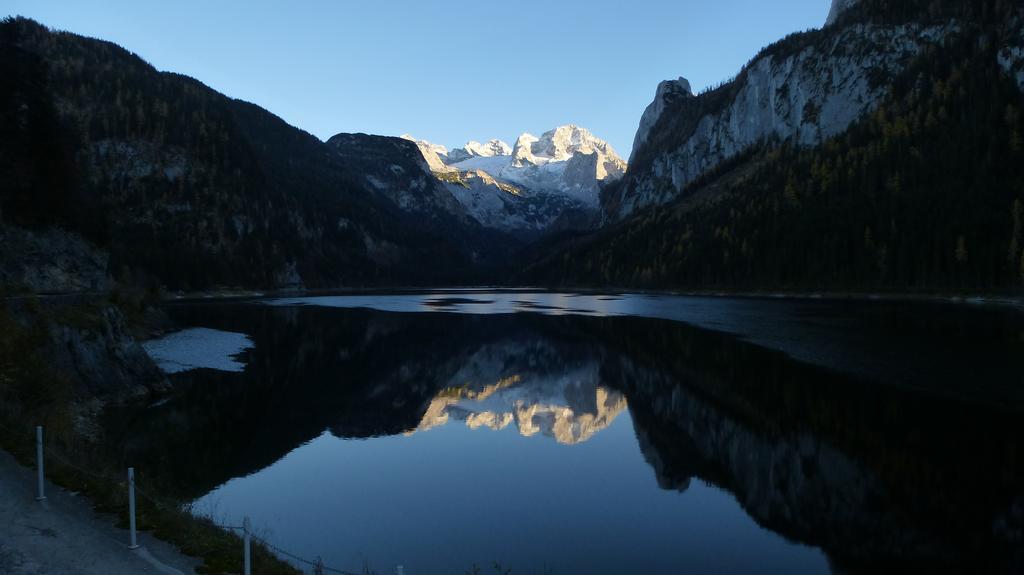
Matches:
[[7, 0, 830, 156]]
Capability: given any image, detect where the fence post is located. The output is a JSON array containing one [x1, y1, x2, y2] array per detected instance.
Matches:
[[35, 426, 46, 502], [128, 467, 139, 550], [243, 516, 251, 575]]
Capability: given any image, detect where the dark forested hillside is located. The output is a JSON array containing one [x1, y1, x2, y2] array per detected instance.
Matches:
[[0, 17, 495, 291], [525, 6, 1024, 291], [4, 4, 1024, 294]]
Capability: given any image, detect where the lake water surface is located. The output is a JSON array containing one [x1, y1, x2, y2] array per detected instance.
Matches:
[[119, 292, 1024, 574]]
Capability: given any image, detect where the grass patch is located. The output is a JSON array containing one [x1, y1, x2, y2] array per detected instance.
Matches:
[[433, 170, 470, 188]]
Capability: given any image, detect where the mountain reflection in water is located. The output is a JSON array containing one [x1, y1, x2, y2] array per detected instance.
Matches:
[[414, 340, 626, 444], [105, 296, 1024, 575]]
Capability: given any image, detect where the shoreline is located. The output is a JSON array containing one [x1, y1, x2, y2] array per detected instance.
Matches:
[[161, 285, 1024, 312]]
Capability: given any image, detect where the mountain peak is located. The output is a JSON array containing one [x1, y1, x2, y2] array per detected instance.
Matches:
[[400, 134, 453, 173], [448, 138, 512, 163], [630, 77, 694, 164], [400, 124, 625, 235], [465, 139, 512, 157], [512, 125, 623, 168]]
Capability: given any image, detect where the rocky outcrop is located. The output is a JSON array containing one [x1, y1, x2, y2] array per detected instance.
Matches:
[[0, 224, 112, 293], [605, 21, 957, 221], [46, 305, 165, 397], [629, 77, 693, 164], [4, 298, 166, 399]]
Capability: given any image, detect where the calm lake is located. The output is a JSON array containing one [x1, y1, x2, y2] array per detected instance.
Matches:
[[116, 292, 1024, 574]]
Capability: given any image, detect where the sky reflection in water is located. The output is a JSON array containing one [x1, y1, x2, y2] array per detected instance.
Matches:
[[130, 293, 1024, 575]]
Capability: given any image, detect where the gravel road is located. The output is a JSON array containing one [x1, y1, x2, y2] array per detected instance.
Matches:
[[0, 449, 200, 574]]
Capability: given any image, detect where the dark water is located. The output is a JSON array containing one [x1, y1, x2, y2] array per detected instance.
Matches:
[[109, 293, 1024, 574]]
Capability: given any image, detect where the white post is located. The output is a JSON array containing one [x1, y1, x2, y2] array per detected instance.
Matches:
[[243, 516, 251, 575], [35, 426, 46, 502], [128, 467, 139, 550], [397, 565, 405, 575]]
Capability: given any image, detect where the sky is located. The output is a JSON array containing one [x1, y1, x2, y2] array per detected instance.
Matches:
[[6, 0, 830, 156]]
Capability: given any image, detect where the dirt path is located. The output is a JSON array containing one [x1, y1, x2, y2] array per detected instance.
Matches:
[[0, 449, 200, 575]]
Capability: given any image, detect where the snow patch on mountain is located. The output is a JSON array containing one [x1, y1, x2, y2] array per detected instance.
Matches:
[[442, 170, 585, 234]]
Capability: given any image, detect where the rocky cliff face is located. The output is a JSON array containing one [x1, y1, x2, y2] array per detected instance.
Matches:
[[4, 297, 165, 399], [0, 224, 112, 293], [605, 19, 956, 221], [400, 134, 455, 173], [629, 77, 693, 164], [46, 305, 165, 397], [525, 3, 1024, 291]]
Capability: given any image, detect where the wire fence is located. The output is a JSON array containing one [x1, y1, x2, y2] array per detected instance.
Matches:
[[248, 534, 360, 575], [3, 423, 384, 575], [45, 441, 124, 483]]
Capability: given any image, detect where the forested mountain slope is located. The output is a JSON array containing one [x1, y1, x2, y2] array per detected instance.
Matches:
[[525, 0, 1024, 291], [0, 17, 501, 292]]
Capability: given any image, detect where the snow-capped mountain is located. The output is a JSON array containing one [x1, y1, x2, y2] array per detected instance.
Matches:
[[406, 125, 627, 236], [447, 139, 513, 163], [455, 126, 626, 205]]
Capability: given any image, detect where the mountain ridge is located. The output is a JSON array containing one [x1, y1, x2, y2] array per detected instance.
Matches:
[[0, 16, 521, 291], [526, 0, 1024, 290], [4, 1, 1024, 294]]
